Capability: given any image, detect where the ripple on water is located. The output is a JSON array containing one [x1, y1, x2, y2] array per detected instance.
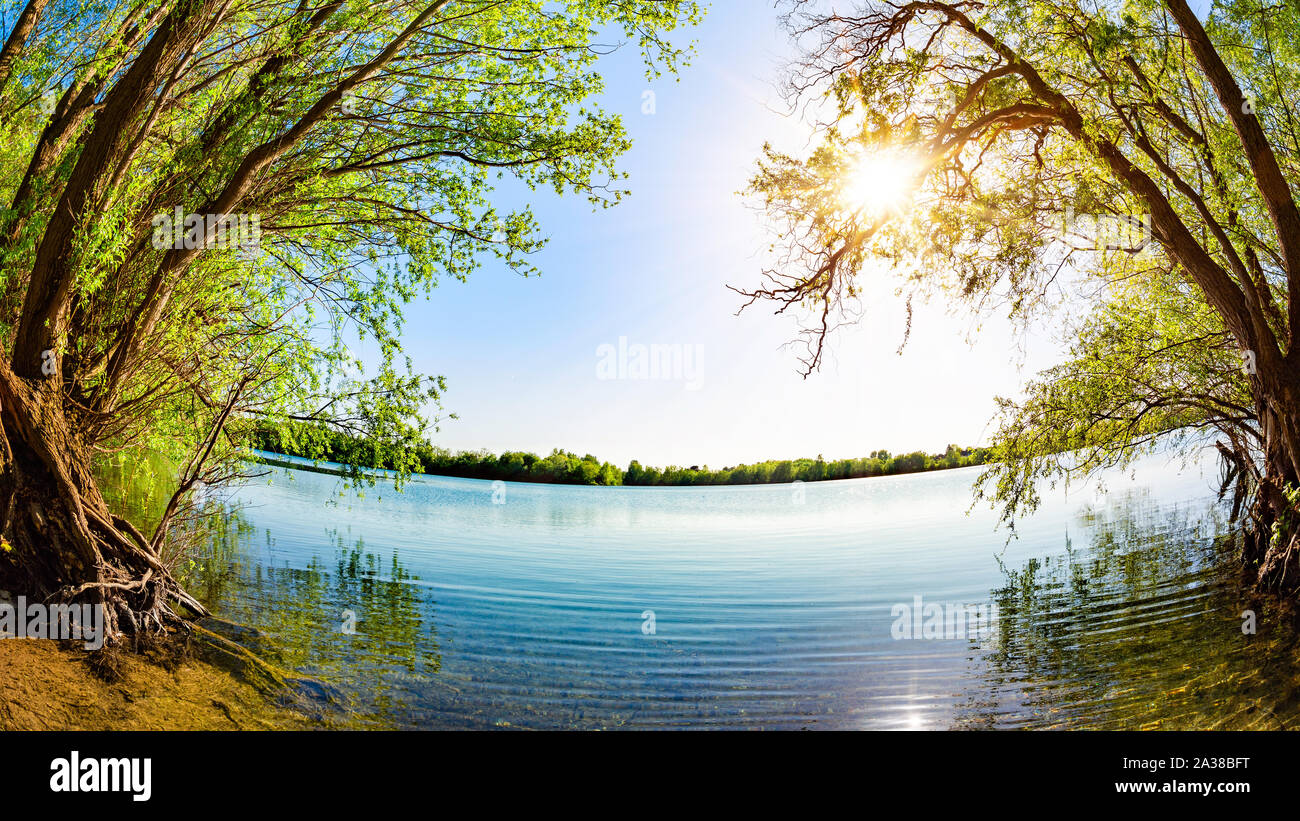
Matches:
[[141, 452, 1300, 730]]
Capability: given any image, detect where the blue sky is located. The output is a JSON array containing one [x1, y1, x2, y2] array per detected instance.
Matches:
[[390, 2, 1180, 469]]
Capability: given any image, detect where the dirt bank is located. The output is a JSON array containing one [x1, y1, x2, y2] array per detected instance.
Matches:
[[0, 638, 326, 730]]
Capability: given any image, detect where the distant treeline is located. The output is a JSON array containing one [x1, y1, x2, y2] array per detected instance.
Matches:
[[241, 421, 993, 487]]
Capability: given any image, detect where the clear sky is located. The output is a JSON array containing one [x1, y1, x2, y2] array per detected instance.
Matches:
[[392, 1, 1213, 470]]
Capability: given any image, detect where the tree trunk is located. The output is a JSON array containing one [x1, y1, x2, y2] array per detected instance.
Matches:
[[1240, 387, 1300, 592], [0, 364, 205, 645]]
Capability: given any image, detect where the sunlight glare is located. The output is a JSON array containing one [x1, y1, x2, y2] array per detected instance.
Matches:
[[840, 151, 918, 217]]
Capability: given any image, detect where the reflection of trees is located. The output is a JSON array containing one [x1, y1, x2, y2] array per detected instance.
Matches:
[[98, 458, 442, 726], [221, 529, 438, 658], [198, 524, 444, 727], [961, 491, 1300, 729], [327, 529, 442, 677]]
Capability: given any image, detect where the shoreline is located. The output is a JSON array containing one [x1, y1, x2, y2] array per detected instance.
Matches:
[[0, 637, 324, 731], [0, 609, 356, 731], [249, 448, 991, 487]]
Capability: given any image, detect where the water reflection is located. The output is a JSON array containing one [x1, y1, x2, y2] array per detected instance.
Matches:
[[97, 455, 444, 727], [196, 524, 444, 727], [97, 452, 1300, 729], [960, 490, 1300, 729]]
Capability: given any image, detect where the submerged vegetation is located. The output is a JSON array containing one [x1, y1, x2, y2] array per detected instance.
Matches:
[[241, 420, 993, 486]]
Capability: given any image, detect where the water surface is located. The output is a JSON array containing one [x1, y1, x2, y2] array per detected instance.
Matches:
[[169, 449, 1300, 729]]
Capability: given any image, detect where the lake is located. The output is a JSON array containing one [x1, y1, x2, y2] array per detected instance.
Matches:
[[173, 448, 1300, 729]]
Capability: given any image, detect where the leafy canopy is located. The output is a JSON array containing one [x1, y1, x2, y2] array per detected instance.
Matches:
[[742, 0, 1300, 526], [0, 0, 701, 502]]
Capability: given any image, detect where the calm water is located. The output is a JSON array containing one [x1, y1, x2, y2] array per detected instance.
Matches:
[[164, 449, 1300, 729]]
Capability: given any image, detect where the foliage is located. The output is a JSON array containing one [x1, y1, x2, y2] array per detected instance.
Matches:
[[0, 0, 702, 512], [241, 418, 992, 485], [741, 0, 1300, 534]]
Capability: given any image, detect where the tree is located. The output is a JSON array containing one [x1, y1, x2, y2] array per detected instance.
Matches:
[[0, 0, 700, 642], [740, 0, 1300, 591]]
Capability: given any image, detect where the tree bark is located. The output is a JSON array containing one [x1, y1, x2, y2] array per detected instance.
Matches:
[[0, 0, 50, 106], [0, 362, 206, 644], [1241, 390, 1300, 591]]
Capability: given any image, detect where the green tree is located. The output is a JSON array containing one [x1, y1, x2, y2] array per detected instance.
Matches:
[[0, 0, 700, 641], [742, 0, 1300, 592]]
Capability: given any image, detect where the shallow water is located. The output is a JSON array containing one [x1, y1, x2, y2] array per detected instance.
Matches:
[[170, 449, 1300, 729]]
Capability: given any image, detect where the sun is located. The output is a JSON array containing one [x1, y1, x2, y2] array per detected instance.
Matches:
[[839, 151, 918, 217]]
